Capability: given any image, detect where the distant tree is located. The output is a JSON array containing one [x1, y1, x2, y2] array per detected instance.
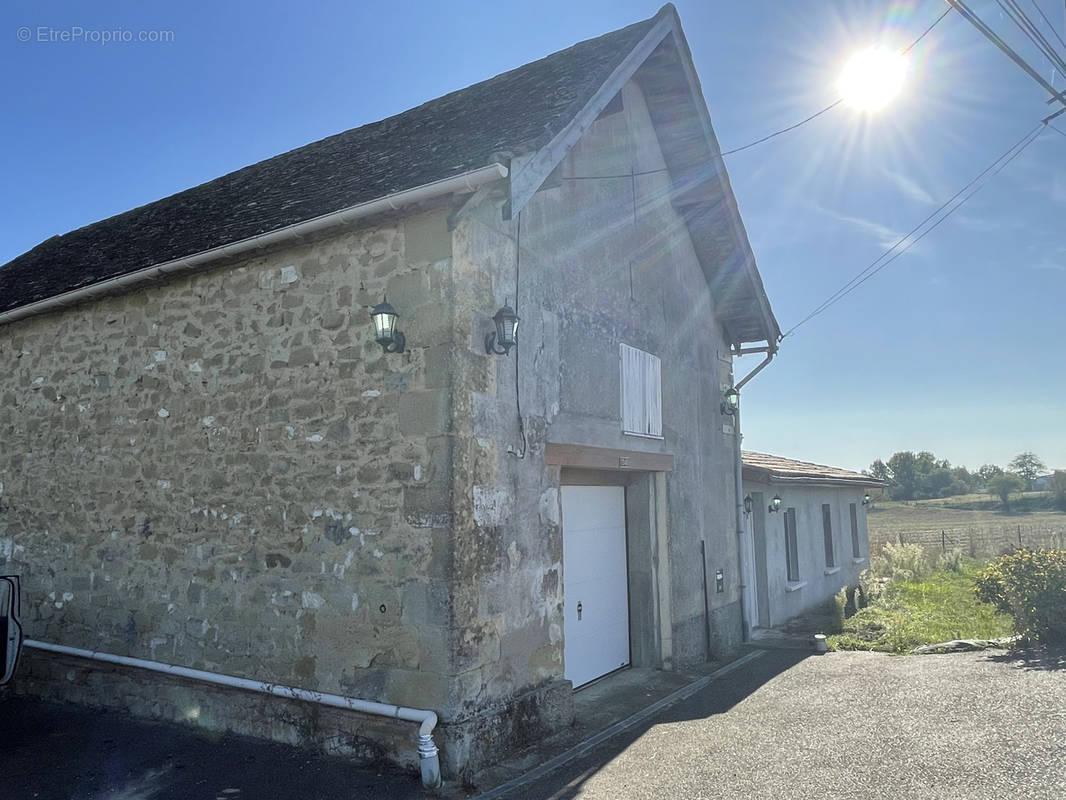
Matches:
[[1008, 452, 1046, 489], [977, 464, 1003, 488], [887, 451, 918, 500], [950, 465, 977, 494], [869, 459, 891, 483], [987, 473, 1026, 511], [1050, 471, 1066, 512]]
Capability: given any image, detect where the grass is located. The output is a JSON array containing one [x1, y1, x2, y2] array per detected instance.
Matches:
[[869, 492, 1064, 530], [828, 560, 1013, 654]]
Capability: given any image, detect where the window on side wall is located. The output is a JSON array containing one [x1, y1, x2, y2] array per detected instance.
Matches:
[[850, 503, 861, 558], [620, 343, 662, 438], [822, 503, 835, 568], [784, 507, 800, 582]]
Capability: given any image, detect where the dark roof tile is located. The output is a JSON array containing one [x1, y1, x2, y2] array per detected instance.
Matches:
[[0, 12, 661, 313]]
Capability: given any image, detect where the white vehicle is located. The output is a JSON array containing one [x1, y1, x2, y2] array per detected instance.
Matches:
[[0, 575, 22, 686]]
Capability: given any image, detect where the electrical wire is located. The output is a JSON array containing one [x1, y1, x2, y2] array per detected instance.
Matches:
[[557, 4, 952, 178], [781, 123, 1044, 338], [997, 0, 1066, 77], [948, 0, 1065, 101], [1029, 0, 1066, 54]]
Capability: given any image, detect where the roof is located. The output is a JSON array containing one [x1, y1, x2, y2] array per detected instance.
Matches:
[[742, 452, 884, 488], [0, 4, 779, 346], [0, 14, 657, 315]]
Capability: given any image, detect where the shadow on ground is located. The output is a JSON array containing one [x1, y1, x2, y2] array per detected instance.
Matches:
[[470, 648, 808, 799], [985, 645, 1066, 672], [0, 693, 422, 800]]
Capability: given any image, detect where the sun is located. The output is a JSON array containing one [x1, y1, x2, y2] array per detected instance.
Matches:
[[838, 47, 908, 112]]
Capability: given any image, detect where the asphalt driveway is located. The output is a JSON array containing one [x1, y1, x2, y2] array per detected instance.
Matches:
[[486, 648, 1066, 800], [0, 692, 422, 800]]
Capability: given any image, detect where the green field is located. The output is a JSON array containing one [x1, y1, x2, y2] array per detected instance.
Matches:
[[866, 492, 1066, 557]]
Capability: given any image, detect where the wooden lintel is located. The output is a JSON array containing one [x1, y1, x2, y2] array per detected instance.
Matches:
[[545, 443, 674, 472]]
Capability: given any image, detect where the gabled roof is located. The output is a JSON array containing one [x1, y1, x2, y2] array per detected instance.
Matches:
[[0, 5, 779, 346], [742, 452, 884, 488]]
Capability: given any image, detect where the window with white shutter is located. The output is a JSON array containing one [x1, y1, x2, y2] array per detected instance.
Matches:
[[619, 343, 662, 438]]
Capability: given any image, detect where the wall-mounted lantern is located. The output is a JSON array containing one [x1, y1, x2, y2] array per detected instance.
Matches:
[[721, 387, 739, 416], [370, 296, 405, 353], [485, 301, 519, 355], [743, 495, 753, 515], [862, 493, 872, 506], [768, 494, 783, 514]]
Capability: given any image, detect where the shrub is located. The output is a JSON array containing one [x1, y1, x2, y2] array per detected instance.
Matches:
[[936, 547, 964, 573], [858, 568, 887, 607], [974, 549, 1066, 643], [872, 541, 930, 581]]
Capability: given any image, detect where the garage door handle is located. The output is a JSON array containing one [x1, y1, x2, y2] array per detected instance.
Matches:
[[577, 601, 582, 621]]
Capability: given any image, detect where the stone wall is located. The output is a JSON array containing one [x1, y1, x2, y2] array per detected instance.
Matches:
[[0, 205, 458, 762]]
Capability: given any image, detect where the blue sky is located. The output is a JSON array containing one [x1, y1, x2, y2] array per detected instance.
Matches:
[[2, 0, 1063, 473]]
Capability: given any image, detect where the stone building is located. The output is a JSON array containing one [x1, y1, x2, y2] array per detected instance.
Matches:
[[742, 452, 883, 629], [0, 4, 779, 781]]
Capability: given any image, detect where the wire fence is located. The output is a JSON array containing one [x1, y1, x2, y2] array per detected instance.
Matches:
[[870, 523, 1066, 559]]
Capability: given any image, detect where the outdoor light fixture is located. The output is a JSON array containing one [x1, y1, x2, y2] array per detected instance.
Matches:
[[721, 387, 739, 416], [743, 495, 753, 515], [485, 301, 519, 355], [862, 493, 872, 506], [768, 494, 783, 514], [370, 296, 405, 353]]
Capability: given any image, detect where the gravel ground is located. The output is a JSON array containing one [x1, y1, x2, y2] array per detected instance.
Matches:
[[498, 648, 1066, 800]]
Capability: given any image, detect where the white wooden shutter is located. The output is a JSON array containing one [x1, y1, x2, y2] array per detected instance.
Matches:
[[620, 344, 662, 437]]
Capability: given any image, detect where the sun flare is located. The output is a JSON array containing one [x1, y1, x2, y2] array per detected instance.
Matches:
[[838, 47, 908, 112]]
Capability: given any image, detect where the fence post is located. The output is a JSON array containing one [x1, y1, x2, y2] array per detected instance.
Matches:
[[941, 530, 946, 553], [1018, 525, 1022, 548]]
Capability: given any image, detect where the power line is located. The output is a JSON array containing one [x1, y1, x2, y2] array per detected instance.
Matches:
[[947, 0, 1066, 104], [1028, 0, 1066, 54], [560, 4, 953, 181], [996, 0, 1066, 77], [782, 123, 1044, 338], [718, 6, 952, 158]]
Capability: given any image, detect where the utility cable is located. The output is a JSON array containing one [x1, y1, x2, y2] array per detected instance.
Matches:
[[782, 123, 1044, 338], [1029, 0, 1066, 54], [557, 4, 951, 179], [997, 0, 1066, 77], [947, 0, 1066, 104]]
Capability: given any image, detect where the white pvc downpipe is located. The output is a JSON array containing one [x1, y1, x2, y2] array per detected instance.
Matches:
[[0, 162, 509, 329], [731, 346, 776, 642], [24, 639, 442, 788]]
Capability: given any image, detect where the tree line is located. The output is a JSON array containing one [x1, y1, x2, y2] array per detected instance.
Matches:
[[867, 451, 1050, 503]]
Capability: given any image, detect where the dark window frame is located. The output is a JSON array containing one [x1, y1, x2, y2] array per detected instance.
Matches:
[[784, 507, 800, 582], [850, 503, 861, 559], [822, 503, 836, 568]]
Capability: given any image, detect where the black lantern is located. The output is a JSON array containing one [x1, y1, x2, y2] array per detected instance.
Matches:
[[768, 494, 783, 514], [743, 494, 754, 515], [370, 296, 405, 353], [485, 301, 519, 355], [721, 387, 739, 416], [862, 493, 871, 506]]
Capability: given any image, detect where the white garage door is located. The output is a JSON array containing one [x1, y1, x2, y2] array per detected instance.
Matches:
[[562, 485, 630, 688]]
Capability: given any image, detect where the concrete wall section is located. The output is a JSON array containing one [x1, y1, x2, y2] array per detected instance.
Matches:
[[445, 75, 742, 772], [743, 481, 871, 626]]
